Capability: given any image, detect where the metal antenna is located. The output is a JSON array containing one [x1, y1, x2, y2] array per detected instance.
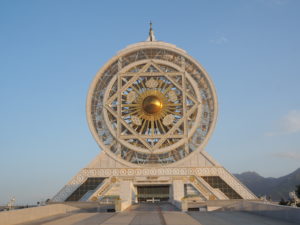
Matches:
[[147, 21, 156, 41]]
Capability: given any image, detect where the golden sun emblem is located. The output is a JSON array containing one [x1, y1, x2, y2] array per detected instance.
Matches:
[[142, 95, 163, 114], [122, 77, 182, 135]]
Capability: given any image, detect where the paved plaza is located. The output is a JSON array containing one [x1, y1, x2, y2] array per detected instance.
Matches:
[[19, 203, 296, 225]]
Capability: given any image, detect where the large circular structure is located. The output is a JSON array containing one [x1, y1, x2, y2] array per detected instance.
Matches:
[[87, 34, 218, 165]]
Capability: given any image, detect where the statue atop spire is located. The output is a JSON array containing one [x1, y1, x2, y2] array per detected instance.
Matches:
[[146, 21, 156, 41]]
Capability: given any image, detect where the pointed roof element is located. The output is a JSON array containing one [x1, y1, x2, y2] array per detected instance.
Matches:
[[146, 21, 156, 41]]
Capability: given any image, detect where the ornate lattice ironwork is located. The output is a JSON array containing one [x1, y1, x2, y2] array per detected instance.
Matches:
[[87, 44, 217, 164]]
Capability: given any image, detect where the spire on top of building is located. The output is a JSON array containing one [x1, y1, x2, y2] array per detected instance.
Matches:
[[146, 21, 156, 42]]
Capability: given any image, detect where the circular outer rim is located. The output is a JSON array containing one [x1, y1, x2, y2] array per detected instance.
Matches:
[[102, 58, 202, 154], [86, 41, 218, 167]]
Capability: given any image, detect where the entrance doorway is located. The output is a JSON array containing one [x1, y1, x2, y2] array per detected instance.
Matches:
[[137, 185, 170, 202]]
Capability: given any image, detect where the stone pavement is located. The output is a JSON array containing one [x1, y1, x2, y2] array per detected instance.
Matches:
[[19, 203, 297, 225]]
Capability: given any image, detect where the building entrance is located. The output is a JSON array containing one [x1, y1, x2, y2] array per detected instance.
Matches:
[[137, 185, 170, 202]]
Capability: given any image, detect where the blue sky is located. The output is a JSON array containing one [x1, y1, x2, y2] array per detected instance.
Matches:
[[0, 0, 299, 205]]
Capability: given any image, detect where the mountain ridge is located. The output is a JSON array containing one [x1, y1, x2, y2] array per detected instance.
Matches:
[[234, 168, 300, 201]]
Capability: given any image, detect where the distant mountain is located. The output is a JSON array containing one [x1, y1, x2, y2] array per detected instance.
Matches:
[[234, 168, 300, 201]]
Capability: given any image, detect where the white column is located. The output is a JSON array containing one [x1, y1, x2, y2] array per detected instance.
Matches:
[[172, 179, 184, 210], [119, 180, 133, 211]]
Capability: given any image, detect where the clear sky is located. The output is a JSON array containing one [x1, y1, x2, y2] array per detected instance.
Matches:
[[0, 0, 299, 205]]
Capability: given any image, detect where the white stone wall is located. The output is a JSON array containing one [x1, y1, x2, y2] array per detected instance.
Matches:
[[0, 204, 78, 225]]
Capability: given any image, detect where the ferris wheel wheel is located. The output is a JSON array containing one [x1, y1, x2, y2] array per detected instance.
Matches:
[[86, 39, 218, 165]]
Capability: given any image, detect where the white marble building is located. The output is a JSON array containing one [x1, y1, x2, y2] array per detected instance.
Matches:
[[52, 24, 256, 210]]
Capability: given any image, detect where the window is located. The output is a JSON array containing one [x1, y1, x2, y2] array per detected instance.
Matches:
[[202, 176, 242, 199], [66, 177, 105, 201]]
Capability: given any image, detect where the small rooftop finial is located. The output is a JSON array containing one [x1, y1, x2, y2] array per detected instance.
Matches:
[[146, 21, 156, 42]]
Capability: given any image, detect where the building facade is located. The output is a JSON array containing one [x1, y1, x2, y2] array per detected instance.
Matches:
[[52, 26, 256, 210]]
